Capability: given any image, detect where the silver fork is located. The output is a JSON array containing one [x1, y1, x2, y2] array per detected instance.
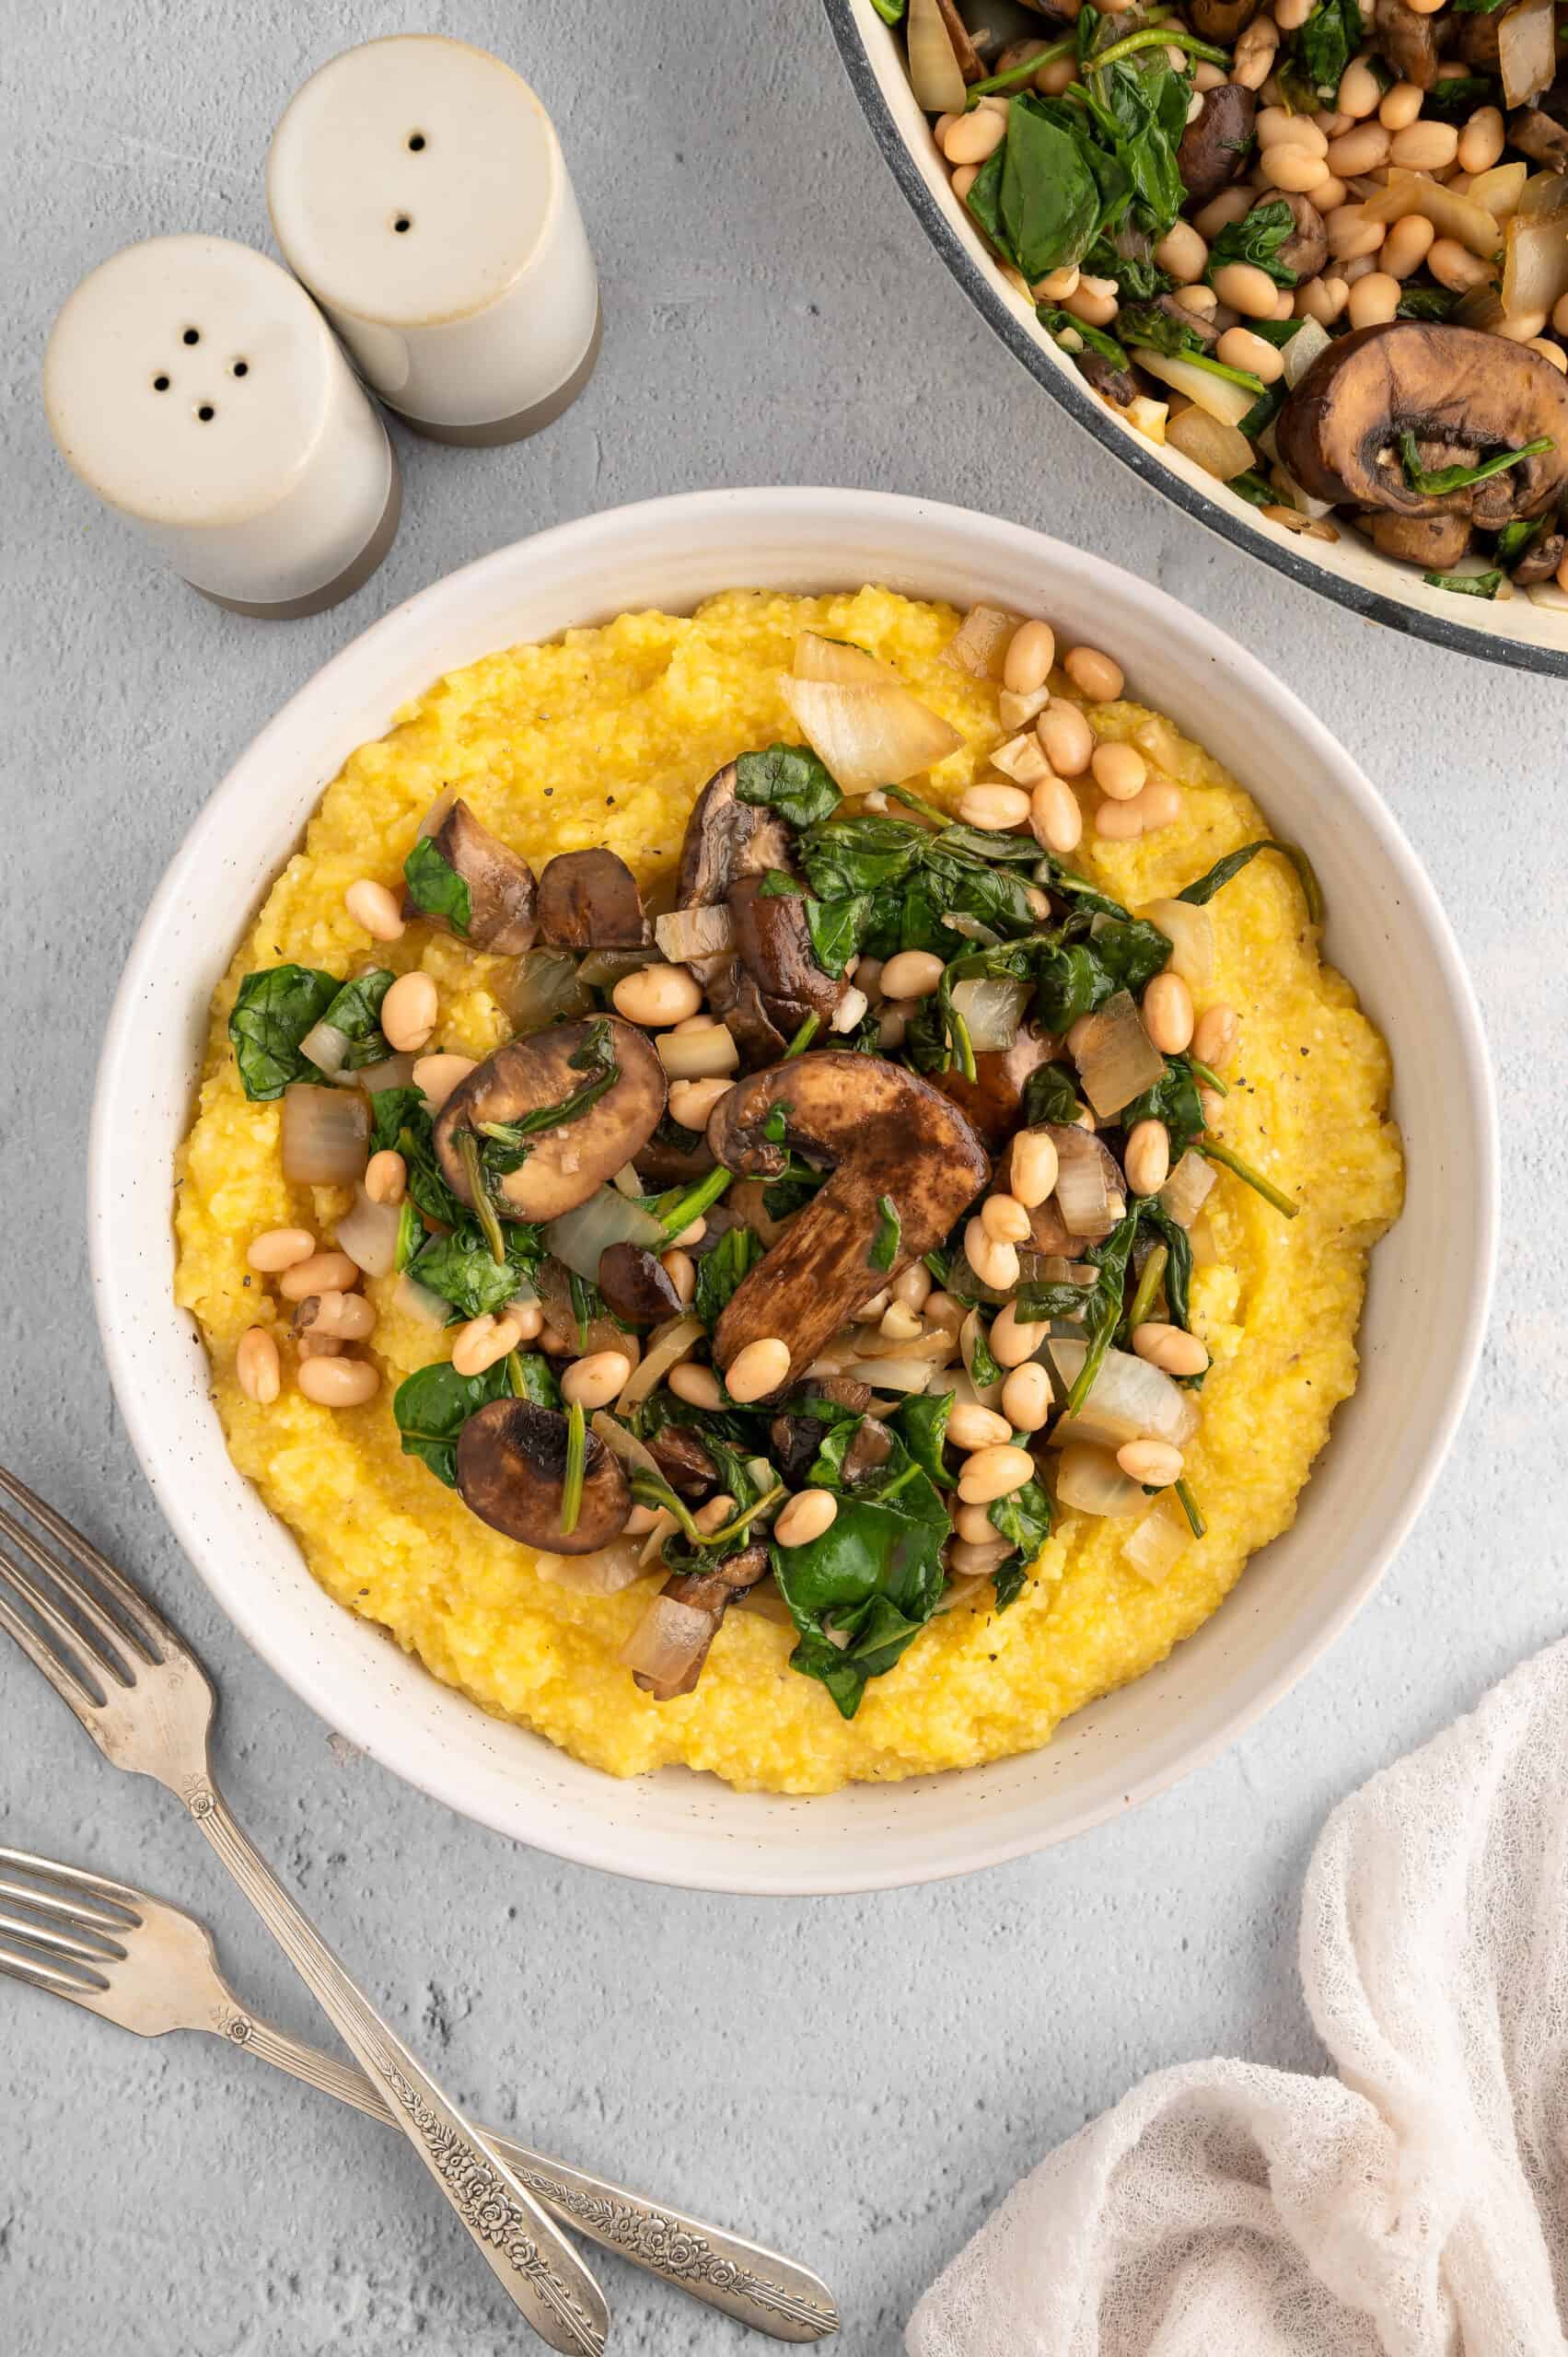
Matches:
[[0, 1844, 838, 2342], [0, 1465, 609, 2355]]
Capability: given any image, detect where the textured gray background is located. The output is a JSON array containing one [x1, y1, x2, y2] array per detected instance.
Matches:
[[1, 4, 1562, 2351]]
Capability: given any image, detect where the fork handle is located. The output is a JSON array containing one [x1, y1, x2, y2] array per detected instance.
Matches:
[[189, 1782, 609, 2355], [225, 2015, 836, 2343]]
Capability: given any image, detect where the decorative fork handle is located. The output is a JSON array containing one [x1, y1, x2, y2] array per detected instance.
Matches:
[[189, 1782, 610, 2355], [222, 2014, 836, 2342]]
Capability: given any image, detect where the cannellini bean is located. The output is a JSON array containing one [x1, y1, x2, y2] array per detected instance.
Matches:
[[1143, 971, 1194, 1055], [668, 1362, 722, 1409], [1348, 271, 1401, 329], [1063, 280, 1120, 329], [1428, 238, 1493, 293], [1193, 185, 1254, 239], [1096, 797, 1144, 842], [1216, 327, 1284, 382], [296, 1334, 343, 1363], [948, 1401, 1013, 1451], [1378, 81, 1423, 131], [964, 1217, 1019, 1293], [236, 1327, 281, 1404], [880, 1301, 923, 1342], [1381, 213, 1434, 278], [1063, 644, 1124, 702], [1133, 1321, 1211, 1377], [450, 1313, 524, 1377], [1553, 292, 1568, 337], [613, 963, 704, 1026], [1272, 0, 1315, 29], [1155, 220, 1208, 284], [1124, 1119, 1171, 1197], [1036, 55, 1079, 92], [726, 1336, 791, 1402], [957, 1445, 1036, 1504], [668, 1074, 733, 1129], [278, 1250, 361, 1302], [364, 1150, 406, 1206], [1117, 1437, 1183, 1486], [829, 986, 869, 1033], [1337, 57, 1381, 118], [775, 1489, 839, 1549], [1037, 698, 1095, 774], [958, 783, 1032, 831], [923, 1289, 966, 1334], [1493, 309, 1549, 344], [1175, 284, 1219, 318], [297, 1355, 380, 1407], [1458, 106, 1504, 175], [1326, 203, 1384, 261], [247, 1226, 316, 1273], [981, 1192, 1032, 1246], [1034, 264, 1081, 300], [668, 1216, 707, 1248], [1327, 122, 1389, 175], [1130, 780, 1180, 832], [1091, 741, 1145, 800], [1257, 107, 1327, 153], [512, 1302, 545, 1341], [1008, 1129, 1060, 1209], [1002, 1363, 1052, 1434], [381, 970, 438, 1052], [562, 1349, 634, 1410], [693, 1493, 737, 1535], [1192, 59, 1227, 90], [624, 1504, 663, 1537], [1031, 772, 1086, 856], [660, 1247, 697, 1306], [656, 1023, 739, 1078], [891, 1262, 933, 1311], [955, 1501, 1002, 1544], [949, 163, 979, 202], [1313, 175, 1348, 215], [1263, 145, 1330, 193], [1390, 120, 1457, 170], [877, 1004, 910, 1051], [1192, 1003, 1240, 1067], [411, 1052, 475, 1111], [1231, 17, 1278, 88], [881, 949, 946, 999], [1295, 274, 1350, 325], [300, 1289, 377, 1342], [942, 108, 1005, 164], [1004, 619, 1056, 695], [1211, 261, 1281, 319], [344, 879, 404, 941], [991, 1299, 1051, 1368]]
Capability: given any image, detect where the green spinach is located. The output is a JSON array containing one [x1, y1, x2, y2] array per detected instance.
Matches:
[[227, 965, 338, 1100], [319, 969, 396, 1070], [893, 1388, 956, 1489], [1206, 200, 1300, 288], [1423, 567, 1504, 599], [869, 1194, 901, 1275], [1396, 283, 1461, 319], [407, 1222, 543, 1322], [734, 743, 842, 830], [1179, 838, 1323, 924], [402, 838, 471, 935], [693, 1225, 764, 1329], [1399, 430, 1553, 499], [772, 1438, 950, 1719], [391, 1353, 558, 1486], [1022, 1063, 1086, 1128]]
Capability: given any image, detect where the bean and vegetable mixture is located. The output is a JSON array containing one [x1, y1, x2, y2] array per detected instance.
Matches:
[[891, 0, 1568, 600], [224, 611, 1343, 1724]]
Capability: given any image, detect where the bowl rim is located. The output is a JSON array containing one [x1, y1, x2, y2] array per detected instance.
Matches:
[[819, 0, 1568, 684], [88, 484, 1498, 1893]]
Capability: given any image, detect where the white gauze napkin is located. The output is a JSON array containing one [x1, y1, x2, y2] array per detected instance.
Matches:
[[909, 1638, 1568, 2357]]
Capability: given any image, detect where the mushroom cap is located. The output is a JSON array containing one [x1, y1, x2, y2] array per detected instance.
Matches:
[[1252, 190, 1327, 284], [1188, 0, 1260, 37], [1366, 511, 1474, 569], [1374, 0, 1438, 87], [675, 761, 796, 908], [706, 1052, 991, 1389], [597, 1241, 683, 1327], [536, 849, 649, 950], [1277, 324, 1568, 523], [434, 1016, 667, 1223], [1177, 85, 1258, 210], [726, 876, 847, 1031], [410, 797, 538, 955], [929, 1027, 1061, 1150], [455, 1398, 631, 1554]]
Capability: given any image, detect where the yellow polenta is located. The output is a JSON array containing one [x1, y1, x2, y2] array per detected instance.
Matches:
[[174, 586, 1402, 1794]]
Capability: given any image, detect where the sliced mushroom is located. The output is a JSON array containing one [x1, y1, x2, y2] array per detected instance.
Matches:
[[634, 1118, 719, 1189], [629, 1543, 771, 1701], [1277, 324, 1568, 526], [1512, 526, 1566, 584], [1366, 511, 1475, 568], [536, 850, 650, 951], [1509, 103, 1568, 169], [930, 1026, 1061, 1150], [933, 0, 985, 79], [535, 1256, 638, 1358], [707, 1054, 991, 1389], [676, 761, 796, 909], [404, 797, 538, 953], [1373, 0, 1438, 89], [1079, 350, 1140, 409], [1188, 0, 1260, 36], [456, 1399, 631, 1554], [646, 1425, 720, 1500], [598, 1241, 683, 1327], [705, 960, 790, 1068], [726, 876, 847, 1034], [841, 1415, 894, 1483], [1139, 293, 1220, 353], [1177, 84, 1258, 209], [434, 1016, 667, 1223], [1453, 8, 1503, 68], [1253, 189, 1327, 284]]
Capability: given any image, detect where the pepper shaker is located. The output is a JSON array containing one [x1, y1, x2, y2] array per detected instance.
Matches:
[[42, 235, 400, 618], [267, 34, 601, 447]]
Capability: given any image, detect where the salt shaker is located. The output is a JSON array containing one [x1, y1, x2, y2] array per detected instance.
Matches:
[[267, 34, 601, 447], [42, 235, 400, 618]]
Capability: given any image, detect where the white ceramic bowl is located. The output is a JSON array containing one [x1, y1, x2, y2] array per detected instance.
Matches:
[[821, 0, 1568, 680], [91, 487, 1495, 1895]]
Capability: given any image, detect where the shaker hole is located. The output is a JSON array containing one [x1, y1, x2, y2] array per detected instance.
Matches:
[[408, 132, 426, 151], [197, 404, 215, 422], [393, 215, 412, 233], [153, 374, 170, 391], [182, 327, 201, 346], [232, 359, 249, 377]]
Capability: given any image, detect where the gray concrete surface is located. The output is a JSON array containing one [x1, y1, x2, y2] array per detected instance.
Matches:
[[1, 5, 1562, 2351]]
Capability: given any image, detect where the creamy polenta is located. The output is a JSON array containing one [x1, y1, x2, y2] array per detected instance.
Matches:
[[174, 586, 1401, 1794]]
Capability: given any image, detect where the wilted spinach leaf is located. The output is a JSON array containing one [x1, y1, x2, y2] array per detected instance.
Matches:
[[869, 1194, 901, 1274], [997, 94, 1109, 280], [403, 838, 471, 935], [1022, 1062, 1086, 1128], [1207, 199, 1300, 287], [1037, 305, 1132, 372], [227, 965, 338, 1100], [1281, 0, 1362, 104], [407, 1221, 544, 1322], [772, 1440, 950, 1719], [693, 1225, 764, 1329], [1118, 1055, 1207, 1154], [319, 969, 396, 1070], [735, 743, 842, 831], [392, 1358, 512, 1485], [1179, 838, 1323, 923], [893, 1387, 956, 1489], [806, 894, 871, 977]]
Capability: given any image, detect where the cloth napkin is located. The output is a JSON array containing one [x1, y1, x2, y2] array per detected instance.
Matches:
[[908, 1639, 1568, 2357]]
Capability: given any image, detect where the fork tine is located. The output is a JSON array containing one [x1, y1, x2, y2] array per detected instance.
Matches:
[[0, 1466, 176, 1659], [0, 1845, 145, 1922], [0, 1868, 137, 1940], [0, 1935, 110, 2002], [0, 1513, 134, 1689], [0, 1584, 106, 1719], [0, 1899, 124, 1968]]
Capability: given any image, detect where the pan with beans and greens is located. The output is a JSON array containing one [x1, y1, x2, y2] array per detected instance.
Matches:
[[224, 619, 1323, 1723], [880, 0, 1568, 605]]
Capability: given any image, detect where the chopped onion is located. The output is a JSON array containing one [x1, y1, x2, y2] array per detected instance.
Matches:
[[1048, 1341, 1200, 1449], [941, 605, 1023, 681], [535, 1540, 648, 1596], [951, 975, 1030, 1053], [793, 631, 904, 688], [1362, 170, 1503, 261], [1123, 1500, 1191, 1585], [537, 1258, 638, 1360], [942, 911, 1002, 946], [1131, 347, 1257, 431], [1283, 316, 1330, 391], [959, 1307, 1005, 1408], [618, 1594, 715, 1698], [1141, 900, 1214, 990], [1500, 0, 1555, 108], [356, 1051, 417, 1094], [501, 948, 593, 1035], [655, 903, 734, 963], [656, 1024, 740, 1081], [908, 0, 967, 111], [590, 1411, 667, 1488], [543, 1187, 666, 1282], [281, 1083, 369, 1187], [853, 1357, 938, 1394], [1188, 1211, 1220, 1271], [617, 1313, 704, 1409], [299, 1019, 350, 1079], [1158, 1148, 1218, 1230], [1469, 161, 1528, 221], [1123, 395, 1167, 446], [611, 1163, 644, 1199], [1053, 1442, 1144, 1517], [1519, 167, 1568, 219], [1166, 403, 1254, 483], [1071, 991, 1165, 1120], [1503, 195, 1568, 320], [336, 1182, 402, 1279], [780, 676, 963, 796], [393, 1271, 450, 1327], [1052, 1126, 1116, 1238]]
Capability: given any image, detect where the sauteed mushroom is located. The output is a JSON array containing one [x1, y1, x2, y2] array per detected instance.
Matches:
[[434, 1016, 667, 1222], [456, 1399, 631, 1554], [536, 849, 649, 950], [1366, 512, 1474, 568], [726, 876, 846, 1031], [676, 761, 796, 907], [597, 1241, 683, 1326], [1188, 0, 1260, 37], [405, 796, 538, 953], [1177, 85, 1257, 209], [627, 1543, 771, 1701], [1374, 0, 1439, 87], [930, 1027, 1060, 1150], [1253, 190, 1327, 284], [707, 1053, 990, 1389]]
